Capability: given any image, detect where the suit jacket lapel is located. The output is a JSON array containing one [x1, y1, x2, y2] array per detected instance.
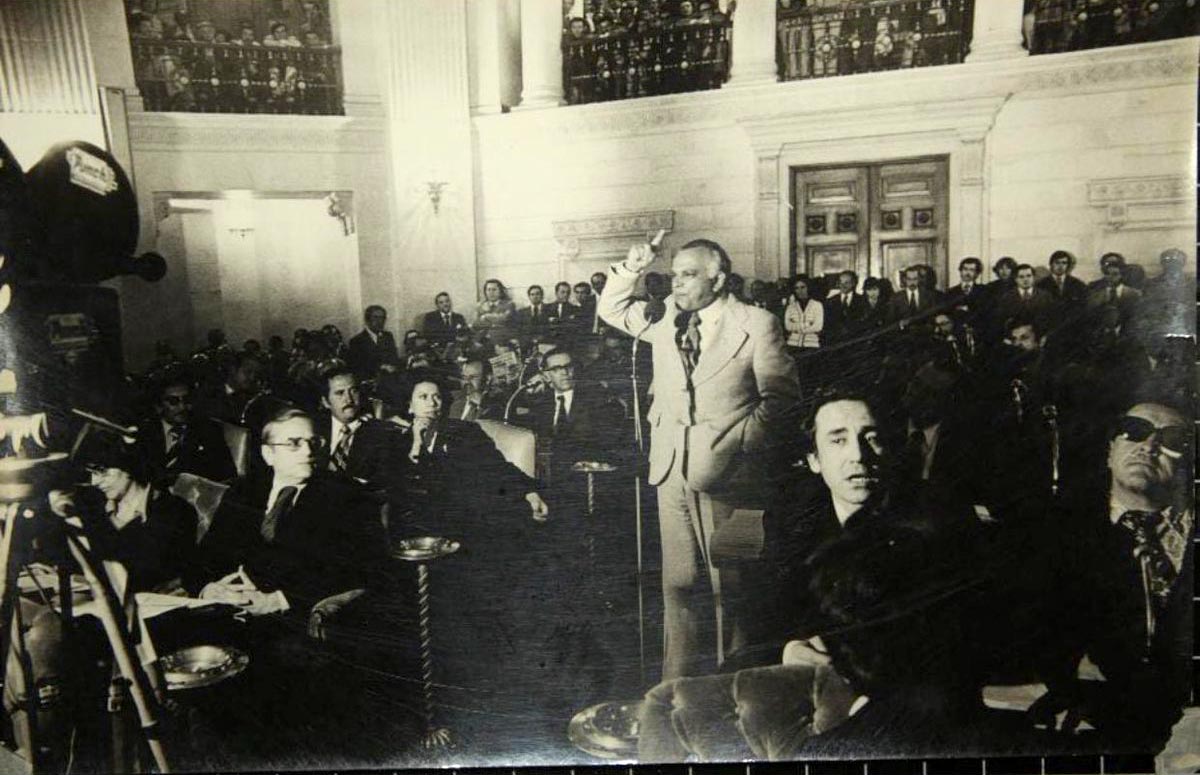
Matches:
[[691, 301, 749, 386]]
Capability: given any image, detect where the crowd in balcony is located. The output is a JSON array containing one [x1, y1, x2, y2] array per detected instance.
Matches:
[[563, 0, 732, 40]]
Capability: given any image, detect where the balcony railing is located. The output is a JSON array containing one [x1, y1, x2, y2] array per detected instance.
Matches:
[[562, 21, 732, 105], [777, 0, 972, 82], [1027, 0, 1198, 54], [130, 39, 344, 115]]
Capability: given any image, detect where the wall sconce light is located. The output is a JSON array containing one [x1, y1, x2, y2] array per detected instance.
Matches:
[[325, 192, 355, 235], [426, 181, 449, 215]]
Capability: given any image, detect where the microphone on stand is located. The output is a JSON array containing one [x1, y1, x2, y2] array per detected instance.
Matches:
[[1043, 404, 1060, 496], [503, 371, 546, 421], [1010, 379, 1026, 425]]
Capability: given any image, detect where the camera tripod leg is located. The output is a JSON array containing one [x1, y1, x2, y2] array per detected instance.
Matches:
[[64, 532, 170, 773]]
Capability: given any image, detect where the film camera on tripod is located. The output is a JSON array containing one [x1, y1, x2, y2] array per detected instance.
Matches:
[[0, 136, 194, 773]]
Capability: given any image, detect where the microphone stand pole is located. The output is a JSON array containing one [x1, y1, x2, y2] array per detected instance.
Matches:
[[630, 322, 651, 688]]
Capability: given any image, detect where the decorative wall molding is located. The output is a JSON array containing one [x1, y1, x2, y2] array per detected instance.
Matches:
[[1088, 176, 1188, 204], [128, 112, 387, 154], [474, 38, 1196, 143], [1087, 175, 1191, 232], [552, 210, 674, 260]]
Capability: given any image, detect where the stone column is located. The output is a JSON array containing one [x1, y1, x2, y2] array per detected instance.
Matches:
[[516, 0, 564, 108], [468, 0, 505, 114], [79, 0, 143, 110], [965, 0, 1028, 63], [724, 0, 777, 89]]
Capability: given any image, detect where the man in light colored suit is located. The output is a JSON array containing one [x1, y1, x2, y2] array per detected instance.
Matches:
[[599, 237, 800, 680]]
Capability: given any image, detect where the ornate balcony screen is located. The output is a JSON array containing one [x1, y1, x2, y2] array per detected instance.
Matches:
[[130, 40, 344, 115], [1027, 0, 1198, 54], [777, 0, 972, 82], [563, 21, 732, 105]]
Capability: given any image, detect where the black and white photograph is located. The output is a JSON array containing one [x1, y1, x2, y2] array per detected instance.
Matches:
[[0, 0, 1196, 772]]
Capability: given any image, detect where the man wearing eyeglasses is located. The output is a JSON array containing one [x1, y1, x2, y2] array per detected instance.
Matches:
[[1030, 399, 1193, 751], [136, 373, 237, 486], [192, 408, 386, 625]]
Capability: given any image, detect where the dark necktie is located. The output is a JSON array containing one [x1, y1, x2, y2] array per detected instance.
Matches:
[[533, 305, 541, 322], [165, 425, 185, 470], [443, 313, 450, 328], [906, 429, 926, 481], [1108, 286, 1117, 304], [908, 292, 917, 313], [844, 295, 851, 309], [331, 424, 354, 472], [261, 485, 297, 542], [554, 394, 568, 433]]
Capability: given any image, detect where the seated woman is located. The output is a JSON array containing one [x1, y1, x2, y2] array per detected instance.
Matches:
[[387, 368, 548, 536], [638, 524, 1076, 762], [473, 278, 518, 348], [62, 428, 199, 593], [385, 370, 571, 748]]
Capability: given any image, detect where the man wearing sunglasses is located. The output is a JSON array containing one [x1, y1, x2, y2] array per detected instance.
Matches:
[[1032, 400, 1193, 751], [135, 373, 237, 486]]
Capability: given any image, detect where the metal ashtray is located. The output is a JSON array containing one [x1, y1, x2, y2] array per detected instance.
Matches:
[[571, 461, 618, 473], [391, 536, 461, 562], [568, 700, 641, 760], [160, 645, 249, 692]]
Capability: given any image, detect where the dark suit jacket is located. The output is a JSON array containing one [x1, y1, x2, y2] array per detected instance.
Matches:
[[885, 288, 939, 325], [421, 310, 469, 345], [514, 386, 629, 476], [447, 389, 504, 422], [546, 301, 579, 329], [1036, 274, 1087, 307], [135, 415, 237, 486], [515, 304, 552, 342], [346, 329, 400, 381], [823, 292, 867, 344], [84, 487, 199, 593], [945, 282, 989, 327], [192, 474, 387, 618], [993, 287, 1055, 331], [315, 413, 404, 487], [382, 418, 537, 541], [1047, 492, 1192, 748]]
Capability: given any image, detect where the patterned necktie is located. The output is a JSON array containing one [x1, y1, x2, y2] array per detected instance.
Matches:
[[261, 485, 297, 542], [1117, 510, 1177, 605], [165, 425, 184, 470], [683, 312, 701, 367], [331, 424, 354, 472]]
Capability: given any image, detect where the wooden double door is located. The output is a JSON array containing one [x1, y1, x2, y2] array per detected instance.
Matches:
[[790, 158, 949, 287]]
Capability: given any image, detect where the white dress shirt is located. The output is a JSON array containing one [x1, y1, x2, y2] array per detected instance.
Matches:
[[553, 389, 576, 427]]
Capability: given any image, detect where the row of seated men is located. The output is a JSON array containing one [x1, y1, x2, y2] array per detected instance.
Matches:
[[637, 377, 1192, 761], [7, 339, 638, 768]]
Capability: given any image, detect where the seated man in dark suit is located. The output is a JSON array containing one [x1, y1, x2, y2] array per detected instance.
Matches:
[[447, 358, 503, 422], [346, 304, 400, 382], [188, 407, 393, 760], [136, 372, 237, 487], [1032, 398, 1193, 752], [515, 284, 551, 347], [192, 407, 386, 624], [546, 281, 580, 337], [315, 364, 402, 486], [421, 291, 469, 348], [574, 281, 599, 334]]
